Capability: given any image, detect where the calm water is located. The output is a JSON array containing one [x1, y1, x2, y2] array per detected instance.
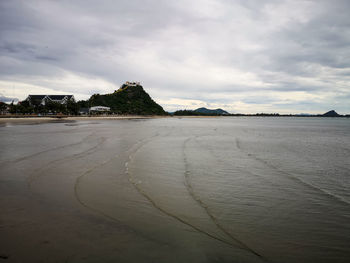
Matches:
[[0, 117, 349, 263]]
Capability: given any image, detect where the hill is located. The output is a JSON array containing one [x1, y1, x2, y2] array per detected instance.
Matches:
[[80, 83, 166, 115], [173, 107, 229, 116], [194, 107, 229, 115], [322, 110, 340, 117]]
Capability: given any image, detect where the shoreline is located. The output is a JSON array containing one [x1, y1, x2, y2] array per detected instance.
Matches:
[[0, 114, 348, 124], [0, 115, 161, 124], [0, 115, 224, 124]]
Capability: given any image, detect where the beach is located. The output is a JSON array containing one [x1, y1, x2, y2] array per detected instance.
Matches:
[[0, 115, 222, 125], [1, 117, 350, 262], [0, 115, 160, 123]]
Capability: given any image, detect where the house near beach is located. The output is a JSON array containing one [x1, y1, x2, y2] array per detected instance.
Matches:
[[25, 95, 75, 106]]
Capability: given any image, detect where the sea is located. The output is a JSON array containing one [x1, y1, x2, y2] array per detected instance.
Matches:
[[0, 117, 349, 263]]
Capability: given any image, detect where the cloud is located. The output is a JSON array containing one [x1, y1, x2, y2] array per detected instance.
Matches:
[[0, 94, 18, 103], [0, 0, 349, 113]]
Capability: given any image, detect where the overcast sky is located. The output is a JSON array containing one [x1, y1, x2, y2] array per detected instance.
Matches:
[[0, 0, 349, 113]]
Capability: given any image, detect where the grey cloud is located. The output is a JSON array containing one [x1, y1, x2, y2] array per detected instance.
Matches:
[[261, 3, 350, 72], [0, 0, 349, 113], [35, 55, 60, 62]]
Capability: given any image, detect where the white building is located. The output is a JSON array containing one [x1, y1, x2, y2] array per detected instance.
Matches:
[[125, 81, 140, 86], [89, 106, 110, 112]]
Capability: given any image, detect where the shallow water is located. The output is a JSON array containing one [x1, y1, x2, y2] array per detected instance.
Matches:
[[0, 117, 349, 263]]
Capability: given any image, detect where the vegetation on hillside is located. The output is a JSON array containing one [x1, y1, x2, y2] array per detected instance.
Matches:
[[80, 84, 166, 115], [1, 83, 165, 116], [194, 107, 229, 115], [173, 110, 203, 116], [173, 108, 228, 116]]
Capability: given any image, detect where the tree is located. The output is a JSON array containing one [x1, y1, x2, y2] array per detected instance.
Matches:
[[67, 100, 78, 115], [0, 102, 7, 113]]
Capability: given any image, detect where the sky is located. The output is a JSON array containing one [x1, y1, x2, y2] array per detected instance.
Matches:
[[0, 0, 349, 114]]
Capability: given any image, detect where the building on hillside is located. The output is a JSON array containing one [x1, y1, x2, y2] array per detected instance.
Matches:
[[125, 81, 140, 86], [89, 106, 110, 113], [25, 95, 75, 106]]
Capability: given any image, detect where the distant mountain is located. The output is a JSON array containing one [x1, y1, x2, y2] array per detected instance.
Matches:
[[323, 110, 340, 117], [297, 113, 314, 116], [194, 107, 229, 115], [79, 83, 166, 115]]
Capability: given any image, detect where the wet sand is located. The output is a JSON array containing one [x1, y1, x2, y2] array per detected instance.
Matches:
[[1, 118, 248, 263], [0, 115, 159, 123], [0, 115, 220, 125], [1, 117, 349, 263]]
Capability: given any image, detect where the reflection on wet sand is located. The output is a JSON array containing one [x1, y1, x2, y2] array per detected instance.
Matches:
[[1, 117, 350, 262]]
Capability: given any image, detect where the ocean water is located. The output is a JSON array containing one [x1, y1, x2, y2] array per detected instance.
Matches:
[[0, 117, 349, 263]]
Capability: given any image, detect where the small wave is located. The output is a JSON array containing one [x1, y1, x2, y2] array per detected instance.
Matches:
[[27, 136, 106, 189], [125, 134, 266, 262], [183, 137, 265, 260], [235, 138, 350, 207], [4, 131, 96, 165], [72, 132, 166, 245]]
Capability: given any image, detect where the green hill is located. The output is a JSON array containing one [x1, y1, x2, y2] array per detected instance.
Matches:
[[194, 107, 229, 115], [173, 107, 229, 116], [81, 83, 166, 115]]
